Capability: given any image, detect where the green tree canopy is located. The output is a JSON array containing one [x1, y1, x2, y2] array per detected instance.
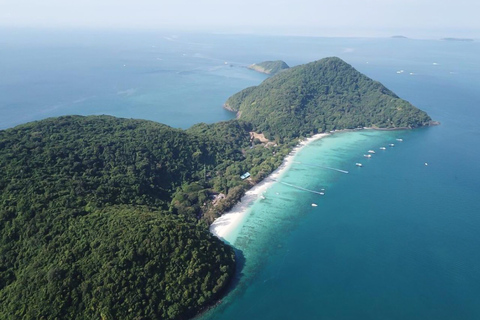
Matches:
[[227, 57, 431, 140]]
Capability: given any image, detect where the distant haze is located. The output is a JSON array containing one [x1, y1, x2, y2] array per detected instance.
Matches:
[[1, 0, 479, 38]]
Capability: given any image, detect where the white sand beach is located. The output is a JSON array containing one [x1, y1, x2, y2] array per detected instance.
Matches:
[[209, 133, 330, 242]]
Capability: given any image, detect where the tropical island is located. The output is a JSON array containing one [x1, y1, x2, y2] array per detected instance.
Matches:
[[228, 57, 431, 140], [0, 57, 432, 319], [247, 60, 290, 75]]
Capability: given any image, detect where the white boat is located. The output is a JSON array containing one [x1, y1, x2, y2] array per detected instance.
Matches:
[[396, 138, 403, 142], [425, 162, 428, 166], [260, 195, 266, 200], [368, 150, 376, 154], [356, 163, 363, 167], [389, 143, 395, 147], [311, 203, 318, 207], [363, 154, 372, 158], [320, 192, 325, 195], [380, 147, 386, 150]]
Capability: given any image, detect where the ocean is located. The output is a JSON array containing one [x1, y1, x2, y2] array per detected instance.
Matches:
[[1, 30, 480, 319], [0, 30, 268, 130]]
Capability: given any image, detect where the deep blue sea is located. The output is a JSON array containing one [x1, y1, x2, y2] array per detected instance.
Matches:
[[1, 30, 479, 319]]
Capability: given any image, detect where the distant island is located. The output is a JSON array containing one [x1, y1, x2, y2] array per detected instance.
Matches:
[[247, 60, 289, 75], [391, 35, 408, 39], [0, 57, 433, 319], [441, 37, 474, 42]]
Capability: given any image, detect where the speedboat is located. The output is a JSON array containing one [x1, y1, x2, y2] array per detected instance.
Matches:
[[380, 147, 386, 150], [363, 154, 372, 158], [368, 150, 376, 154], [356, 163, 363, 167]]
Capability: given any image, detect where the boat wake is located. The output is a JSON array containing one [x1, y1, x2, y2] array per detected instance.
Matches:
[[277, 180, 325, 195], [292, 161, 349, 174]]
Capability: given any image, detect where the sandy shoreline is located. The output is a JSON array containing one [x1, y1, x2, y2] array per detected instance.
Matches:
[[209, 132, 330, 241]]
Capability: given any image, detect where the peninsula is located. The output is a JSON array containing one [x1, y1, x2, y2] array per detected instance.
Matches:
[[0, 57, 432, 320], [227, 57, 431, 141], [247, 60, 289, 75]]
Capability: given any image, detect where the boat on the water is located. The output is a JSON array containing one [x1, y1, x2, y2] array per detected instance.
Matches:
[[311, 203, 318, 207], [368, 150, 376, 154], [380, 147, 386, 150], [364, 154, 372, 158], [396, 138, 403, 142], [356, 163, 363, 167], [389, 143, 395, 147]]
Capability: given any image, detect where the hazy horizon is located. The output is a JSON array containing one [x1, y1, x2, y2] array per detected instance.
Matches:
[[0, 26, 478, 42], [1, 0, 479, 39]]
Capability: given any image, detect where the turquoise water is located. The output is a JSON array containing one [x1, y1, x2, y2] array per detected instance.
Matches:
[[202, 128, 480, 319], [197, 37, 480, 319], [2, 31, 480, 319]]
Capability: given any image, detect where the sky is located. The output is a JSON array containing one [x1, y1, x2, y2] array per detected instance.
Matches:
[[0, 0, 479, 38]]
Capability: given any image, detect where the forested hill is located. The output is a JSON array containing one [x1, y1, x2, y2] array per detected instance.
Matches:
[[247, 60, 289, 75], [0, 116, 248, 209], [227, 57, 432, 140], [0, 115, 256, 319], [0, 115, 296, 319]]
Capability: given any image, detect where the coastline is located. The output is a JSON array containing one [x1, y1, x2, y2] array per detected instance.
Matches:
[[208, 124, 427, 242], [209, 132, 330, 242], [247, 65, 271, 75]]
